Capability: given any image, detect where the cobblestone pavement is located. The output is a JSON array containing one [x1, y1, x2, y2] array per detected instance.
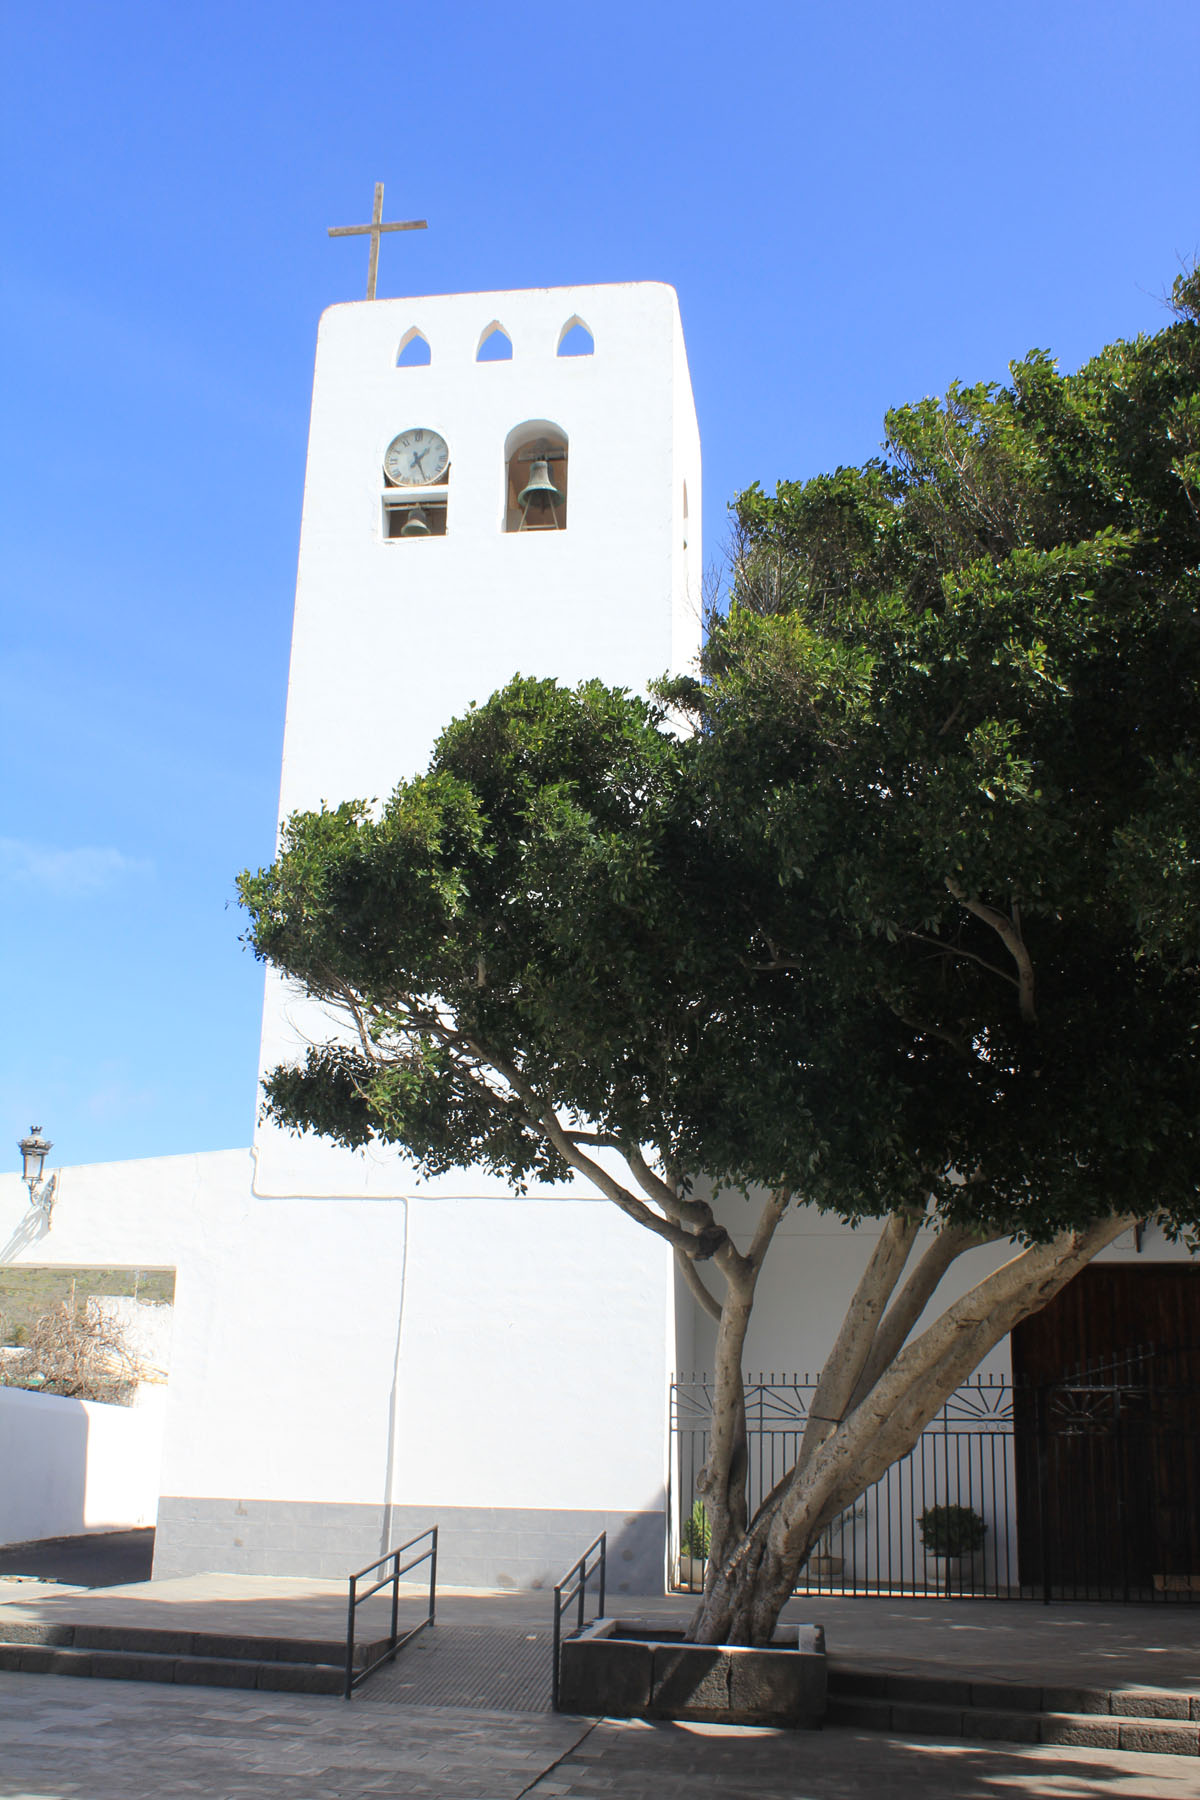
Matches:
[[2, 1672, 1199, 1799], [0, 1673, 586, 1800]]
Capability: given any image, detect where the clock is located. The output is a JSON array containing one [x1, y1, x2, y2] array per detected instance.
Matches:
[[384, 428, 450, 487]]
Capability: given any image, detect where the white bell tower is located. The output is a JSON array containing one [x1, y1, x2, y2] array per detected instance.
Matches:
[[153, 281, 701, 1592], [255, 282, 702, 1197]]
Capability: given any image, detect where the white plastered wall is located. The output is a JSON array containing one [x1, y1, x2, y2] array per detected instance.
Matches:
[[0, 1154, 245, 1544], [684, 1198, 1199, 1381]]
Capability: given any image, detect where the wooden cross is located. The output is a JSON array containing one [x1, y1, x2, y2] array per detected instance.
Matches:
[[328, 183, 427, 301]]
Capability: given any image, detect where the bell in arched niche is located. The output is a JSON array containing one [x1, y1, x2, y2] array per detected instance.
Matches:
[[504, 423, 568, 532]]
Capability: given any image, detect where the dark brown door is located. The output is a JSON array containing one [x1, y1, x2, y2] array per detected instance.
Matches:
[[1011, 1264, 1200, 1596]]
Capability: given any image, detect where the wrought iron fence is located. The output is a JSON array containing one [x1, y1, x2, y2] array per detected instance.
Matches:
[[670, 1355, 1200, 1603]]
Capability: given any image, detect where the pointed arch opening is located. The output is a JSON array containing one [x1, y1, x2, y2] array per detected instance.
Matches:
[[395, 329, 431, 368], [504, 419, 568, 532], [557, 317, 594, 358], [477, 322, 513, 362]]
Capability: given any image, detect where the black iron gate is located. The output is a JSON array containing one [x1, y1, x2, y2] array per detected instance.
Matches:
[[1014, 1345, 1200, 1601], [670, 1353, 1200, 1602]]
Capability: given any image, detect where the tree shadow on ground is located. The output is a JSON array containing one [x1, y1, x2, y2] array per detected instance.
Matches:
[[562, 1718, 1197, 1798]]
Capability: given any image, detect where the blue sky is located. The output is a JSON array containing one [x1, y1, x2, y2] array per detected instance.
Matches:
[[3, 1, 1198, 1169]]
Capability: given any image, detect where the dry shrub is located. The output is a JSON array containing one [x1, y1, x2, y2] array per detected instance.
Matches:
[[2, 1301, 141, 1406]]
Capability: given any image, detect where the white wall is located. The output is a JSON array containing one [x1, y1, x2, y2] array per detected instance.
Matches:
[[386, 1198, 674, 1514], [154, 1188, 674, 1517], [92, 1296, 174, 1384], [683, 1197, 1200, 1382], [0, 1139, 679, 1559], [0, 1383, 167, 1544], [0, 1150, 249, 1276]]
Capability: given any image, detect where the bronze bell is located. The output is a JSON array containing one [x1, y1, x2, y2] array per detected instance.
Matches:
[[517, 458, 565, 523], [400, 506, 431, 537]]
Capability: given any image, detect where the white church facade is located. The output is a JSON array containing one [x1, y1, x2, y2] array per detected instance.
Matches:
[[2, 279, 1194, 1597]]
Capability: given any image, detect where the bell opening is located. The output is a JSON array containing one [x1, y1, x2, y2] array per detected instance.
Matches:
[[505, 426, 568, 532], [385, 500, 448, 539]]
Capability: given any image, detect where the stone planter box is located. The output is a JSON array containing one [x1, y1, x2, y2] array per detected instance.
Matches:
[[557, 1618, 826, 1727]]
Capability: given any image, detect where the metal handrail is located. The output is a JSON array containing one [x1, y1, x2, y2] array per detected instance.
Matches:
[[551, 1531, 606, 1711], [344, 1525, 438, 1699]]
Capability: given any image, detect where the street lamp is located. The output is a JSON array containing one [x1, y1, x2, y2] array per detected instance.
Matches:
[[17, 1126, 56, 1222]]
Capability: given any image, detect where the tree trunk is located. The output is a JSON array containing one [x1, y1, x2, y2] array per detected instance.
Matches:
[[687, 1503, 799, 1645], [684, 1213, 1134, 1645]]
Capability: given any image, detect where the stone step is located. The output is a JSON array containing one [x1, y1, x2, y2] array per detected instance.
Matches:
[[0, 1641, 344, 1693], [0, 1612, 367, 1663], [0, 1617, 390, 1695], [827, 1684, 1200, 1757], [0, 1619, 382, 1668], [828, 1663, 1200, 1720]]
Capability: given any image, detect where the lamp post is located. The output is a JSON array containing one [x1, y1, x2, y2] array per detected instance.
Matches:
[[17, 1126, 56, 1222]]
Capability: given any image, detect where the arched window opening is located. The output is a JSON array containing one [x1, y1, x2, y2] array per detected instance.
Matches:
[[477, 322, 513, 362], [557, 317, 594, 358], [382, 425, 450, 538], [504, 420, 568, 532], [395, 329, 431, 368]]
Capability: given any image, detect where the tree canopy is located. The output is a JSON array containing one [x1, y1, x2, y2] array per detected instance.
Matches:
[[244, 270, 1200, 1247], [660, 266, 1200, 1241], [239, 271, 1200, 1641]]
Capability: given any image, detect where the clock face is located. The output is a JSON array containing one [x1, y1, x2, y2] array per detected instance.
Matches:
[[384, 428, 450, 487]]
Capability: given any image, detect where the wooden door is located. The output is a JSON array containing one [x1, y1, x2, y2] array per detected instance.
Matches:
[[1011, 1264, 1200, 1596]]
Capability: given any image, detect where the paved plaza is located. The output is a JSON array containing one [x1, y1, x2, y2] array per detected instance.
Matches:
[[3, 1574, 1200, 1795], [2, 1669, 1199, 1799], [5, 1576, 1200, 1694]]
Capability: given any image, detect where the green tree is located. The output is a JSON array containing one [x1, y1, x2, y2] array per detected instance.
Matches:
[[239, 272, 1200, 1644]]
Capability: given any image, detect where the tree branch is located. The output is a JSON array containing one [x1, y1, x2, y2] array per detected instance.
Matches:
[[797, 1208, 923, 1471], [849, 1222, 1004, 1406], [898, 929, 1021, 990], [747, 1187, 791, 1271], [946, 878, 1037, 1023], [459, 1039, 712, 1259], [625, 1143, 728, 1241], [674, 1248, 722, 1323]]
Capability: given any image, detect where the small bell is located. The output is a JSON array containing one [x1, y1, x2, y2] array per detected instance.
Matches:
[[400, 506, 431, 537], [517, 458, 565, 528]]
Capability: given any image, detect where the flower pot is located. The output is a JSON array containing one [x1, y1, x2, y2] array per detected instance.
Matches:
[[676, 1554, 707, 1589], [926, 1552, 975, 1592], [807, 1553, 844, 1580]]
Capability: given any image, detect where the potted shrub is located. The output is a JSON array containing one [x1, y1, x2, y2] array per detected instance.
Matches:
[[676, 1500, 710, 1588], [918, 1504, 987, 1591], [807, 1499, 867, 1581]]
